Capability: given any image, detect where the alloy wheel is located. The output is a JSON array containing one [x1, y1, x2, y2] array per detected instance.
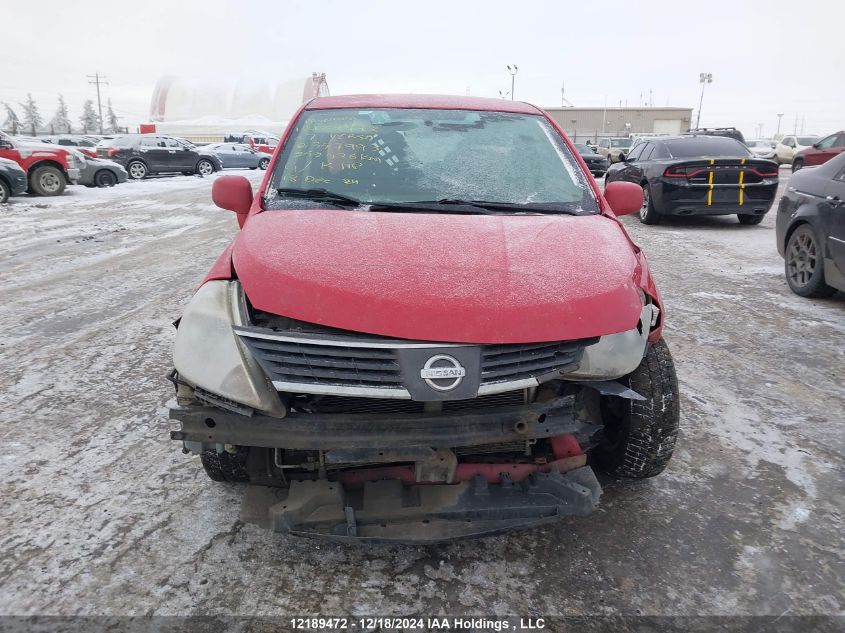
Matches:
[[640, 186, 650, 221], [786, 230, 818, 288], [128, 162, 146, 179], [198, 160, 213, 176]]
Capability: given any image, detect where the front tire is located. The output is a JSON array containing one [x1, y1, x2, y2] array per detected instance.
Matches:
[[738, 214, 765, 225], [593, 339, 680, 479], [784, 224, 836, 298], [200, 447, 250, 483], [94, 170, 117, 187], [792, 158, 804, 173], [639, 183, 660, 224], [30, 165, 66, 196], [0, 179, 9, 203], [196, 159, 214, 176], [127, 160, 147, 180], [259, 157, 270, 170]]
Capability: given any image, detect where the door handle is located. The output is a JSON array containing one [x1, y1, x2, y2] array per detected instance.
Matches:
[[826, 195, 842, 206]]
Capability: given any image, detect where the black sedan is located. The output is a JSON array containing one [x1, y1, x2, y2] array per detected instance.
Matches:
[[0, 157, 28, 202], [203, 143, 270, 170], [573, 143, 609, 177], [776, 151, 845, 297], [605, 136, 779, 225], [96, 134, 223, 179]]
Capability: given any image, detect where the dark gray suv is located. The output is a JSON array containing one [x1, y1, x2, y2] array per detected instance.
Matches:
[[96, 134, 222, 179]]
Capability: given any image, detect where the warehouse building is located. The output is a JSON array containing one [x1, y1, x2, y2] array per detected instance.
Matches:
[[544, 106, 693, 143]]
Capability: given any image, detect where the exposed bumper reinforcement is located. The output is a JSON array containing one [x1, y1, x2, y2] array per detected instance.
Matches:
[[170, 396, 592, 450], [241, 466, 602, 543]]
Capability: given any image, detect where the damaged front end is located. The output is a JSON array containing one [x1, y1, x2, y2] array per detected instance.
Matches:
[[168, 280, 658, 543]]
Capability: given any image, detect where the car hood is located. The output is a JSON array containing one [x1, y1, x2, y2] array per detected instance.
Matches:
[[232, 209, 644, 344]]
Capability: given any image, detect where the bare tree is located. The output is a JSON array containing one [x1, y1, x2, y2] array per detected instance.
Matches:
[[50, 94, 73, 134], [2, 102, 21, 135], [20, 93, 43, 136], [106, 99, 120, 133], [79, 99, 99, 134]]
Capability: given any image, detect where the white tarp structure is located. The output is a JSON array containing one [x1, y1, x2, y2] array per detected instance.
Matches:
[[145, 73, 329, 140]]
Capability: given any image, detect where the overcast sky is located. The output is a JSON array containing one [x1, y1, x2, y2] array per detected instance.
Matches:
[[2, 0, 843, 137]]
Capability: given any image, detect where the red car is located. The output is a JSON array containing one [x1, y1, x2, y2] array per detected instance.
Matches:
[[168, 95, 680, 542], [0, 131, 83, 195], [225, 131, 280, 155], [792, 130, 845, 172]]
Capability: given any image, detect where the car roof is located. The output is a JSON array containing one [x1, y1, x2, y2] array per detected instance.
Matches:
[[305, 94, 542, 115]]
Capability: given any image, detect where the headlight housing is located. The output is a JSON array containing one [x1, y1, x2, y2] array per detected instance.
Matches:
[[564, 303, 657, 380], [173, 280, 285, 416]]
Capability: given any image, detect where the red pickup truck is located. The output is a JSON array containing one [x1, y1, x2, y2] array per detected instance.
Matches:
[[0, 131, 83, 195], [225, 131, 280, 155]]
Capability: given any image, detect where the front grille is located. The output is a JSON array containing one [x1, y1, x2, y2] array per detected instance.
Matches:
[[243, 336, 401, 388], [235, 325, 593, 399], [482, 341, 585, 384]]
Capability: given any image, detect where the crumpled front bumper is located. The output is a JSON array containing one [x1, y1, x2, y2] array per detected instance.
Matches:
[[241, 467, 601, 544]]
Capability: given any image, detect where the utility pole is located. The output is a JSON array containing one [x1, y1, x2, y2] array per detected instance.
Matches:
[[696, 72, 713, 128], [87, 72, 109, 135], [506, 65, 518, 100], [776, 113, 784, 137]]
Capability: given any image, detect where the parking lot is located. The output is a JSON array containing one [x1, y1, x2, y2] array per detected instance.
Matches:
[[0, 167, 843, 616]]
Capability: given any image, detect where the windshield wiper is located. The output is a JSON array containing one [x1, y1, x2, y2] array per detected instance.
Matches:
[[275, 187, 362, 207], [367, 198, 586, 215]]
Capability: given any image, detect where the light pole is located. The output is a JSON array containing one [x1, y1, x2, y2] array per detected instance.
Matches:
[[695, 72, 712, 128], [506, 65, 518, 101], [776, 113, 784, 137]]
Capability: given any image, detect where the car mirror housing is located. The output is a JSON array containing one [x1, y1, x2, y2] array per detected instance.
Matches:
[[604, 181, 643, 217], [212, 175, 253, 226]]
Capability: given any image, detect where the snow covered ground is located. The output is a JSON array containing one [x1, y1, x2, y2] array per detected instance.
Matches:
[[0, 168, 843, 617]]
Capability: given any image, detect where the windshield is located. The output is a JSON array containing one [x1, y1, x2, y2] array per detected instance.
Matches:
[[797, 136, 819, 146], [610, 138, 632, 148], [266, 108, 597, 214]]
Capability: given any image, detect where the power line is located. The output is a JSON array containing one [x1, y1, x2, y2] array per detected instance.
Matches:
[[86, 72, 109, 134]]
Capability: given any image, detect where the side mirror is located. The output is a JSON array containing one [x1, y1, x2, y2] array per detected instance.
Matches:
[[812, 143, 820, 149], [604, 181, 643, 217], [212, 175, 253, 227]]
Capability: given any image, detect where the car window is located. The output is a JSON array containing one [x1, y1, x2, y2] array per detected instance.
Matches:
[[664, 137, 750, 158], [835, 165, 845, 182], [782, 137, 794, 147], [651, 143, 670, 159], [140, 136, 160, 147], [834, 135, 845, 148], [796, 136, 818, 146], [599, 139, 609, 148], [625, 143, 645, 162], [611, 138, 632, 149], [268, 108, 598, 213], [163, 138, 183, 148], [57, 138, 74, 146], [641, 143, 655, 161], [817, 134, 838, 149]]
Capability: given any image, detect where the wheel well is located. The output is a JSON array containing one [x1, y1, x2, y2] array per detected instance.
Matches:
[[28, 160, 67, 180], [0, 173, 10, 190]]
